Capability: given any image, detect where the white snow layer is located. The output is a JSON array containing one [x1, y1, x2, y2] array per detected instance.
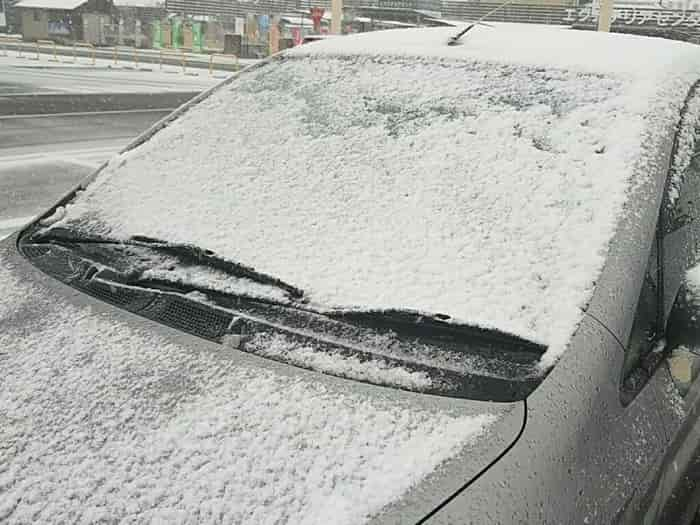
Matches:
[[668, 89, 700, 206], [142, 264, 292, 302], [49, 27, 700, 368], [0, 260, 497, 524], [288, 24, 700, 78], [245, 331, 436, 391]]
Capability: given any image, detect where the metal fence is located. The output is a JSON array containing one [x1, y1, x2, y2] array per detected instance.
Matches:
[[442, 2, 572, 25]]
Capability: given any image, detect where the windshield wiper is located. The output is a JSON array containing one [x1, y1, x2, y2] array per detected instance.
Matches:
[[26, 228, 542, 352], [326, 308, 545, 355], [27, 227, 305, 301]]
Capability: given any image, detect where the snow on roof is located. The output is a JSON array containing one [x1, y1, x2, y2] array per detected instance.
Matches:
[[303, 33, 340, 41], [422, 16, 460, 26], [374, 19, 418, 27], [50, 26, 700, 368], [113, 0, 164, 7], [0, 259, 497, 523], [280, 15, 312, 25], [288, 24, 700, 76], [14, 0, 86, 9]]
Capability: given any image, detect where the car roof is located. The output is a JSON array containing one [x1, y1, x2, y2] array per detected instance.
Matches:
[[288, 24, 700, 78]]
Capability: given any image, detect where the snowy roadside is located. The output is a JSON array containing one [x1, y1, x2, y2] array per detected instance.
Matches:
[[0, 53, 221, 93], [0, 216, 32, 241], [0, 43, 261, 73]]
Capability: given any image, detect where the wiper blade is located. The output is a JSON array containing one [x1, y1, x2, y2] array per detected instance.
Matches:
[[128, 235, 304, 299], [29, 227, 305, 301], [327, 308, 545, 354]]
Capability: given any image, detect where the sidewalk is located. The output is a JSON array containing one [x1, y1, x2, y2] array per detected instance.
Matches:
[[0, 41, 261, 72]]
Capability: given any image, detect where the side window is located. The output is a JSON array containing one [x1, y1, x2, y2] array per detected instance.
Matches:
[[621, 239, 661, 405], [663, 101, 700, 398], [663, 104, 700, 321]]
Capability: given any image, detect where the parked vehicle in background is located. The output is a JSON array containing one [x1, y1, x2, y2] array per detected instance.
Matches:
[[2, 24, 700, 524], [301, 33, 340, 44]]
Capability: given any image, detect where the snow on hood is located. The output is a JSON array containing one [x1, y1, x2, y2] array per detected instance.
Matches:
[[46, 28, 700, 368], [0, 257, 497, 524]]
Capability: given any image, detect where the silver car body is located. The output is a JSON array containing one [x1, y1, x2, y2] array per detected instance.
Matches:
[[3, 24, 700, 524]]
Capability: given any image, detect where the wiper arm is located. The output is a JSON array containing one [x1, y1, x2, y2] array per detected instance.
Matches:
[[127, 235, 304, 299], [28, 227, 305, 301], [327, 308, 545, 354]]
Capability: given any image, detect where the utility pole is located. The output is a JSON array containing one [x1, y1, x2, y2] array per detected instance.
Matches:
[[331, 0, 342, 34], [597, 0, 613, 31]]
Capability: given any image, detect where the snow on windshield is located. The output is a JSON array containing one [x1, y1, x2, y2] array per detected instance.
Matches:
[[48, 54, 680, 366]]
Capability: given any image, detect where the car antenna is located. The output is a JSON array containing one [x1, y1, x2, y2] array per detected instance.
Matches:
[[447, 0, 516, 46]]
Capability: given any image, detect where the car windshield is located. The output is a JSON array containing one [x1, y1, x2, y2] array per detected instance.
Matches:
[[35, 53, 636, 368]]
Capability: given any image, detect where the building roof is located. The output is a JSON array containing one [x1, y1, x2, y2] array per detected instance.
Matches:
[[113, 0, 165, 7], [14, 0, 87, 9], [280, 15, 313, 25]]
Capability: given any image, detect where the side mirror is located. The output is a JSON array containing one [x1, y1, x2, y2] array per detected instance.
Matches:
[[665, 284, 700, 396]]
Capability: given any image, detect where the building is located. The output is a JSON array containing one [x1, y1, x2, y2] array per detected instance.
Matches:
[[15, 0, 111, 42], [164, 0, 442, 22], [1, 0, 21, 32], [0, 0, 7, 30], [106, 0, 166, 47]]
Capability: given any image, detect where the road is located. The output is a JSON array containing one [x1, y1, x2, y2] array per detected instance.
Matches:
[[0, 54, 217, 239], [0, 111, 168, 239]]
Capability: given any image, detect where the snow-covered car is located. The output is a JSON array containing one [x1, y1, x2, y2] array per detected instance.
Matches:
[[3, 24, 700, 524]]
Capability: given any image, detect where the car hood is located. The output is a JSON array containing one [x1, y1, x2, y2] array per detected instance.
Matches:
[[0, 236, 524, 524]]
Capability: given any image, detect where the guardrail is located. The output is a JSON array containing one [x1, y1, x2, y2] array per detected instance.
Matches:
[[209, 53, 238, 76], [159, 47, 189, 74], [72, 42, 95, 65], [0, 35, 22, 57], [2, 39, 243, 72], [117, 45, 141, 69], [36, 39, 58, 62]]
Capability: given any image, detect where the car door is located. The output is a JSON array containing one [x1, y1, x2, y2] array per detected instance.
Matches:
[[626, 85, 700, 525]]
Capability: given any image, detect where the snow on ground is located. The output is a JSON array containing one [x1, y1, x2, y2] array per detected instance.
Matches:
[[0, 216, 33, 241], [46, 27, 700, 368], [113, 0, 163, 6], [0, 53, 221, 93], [0, 257, 498, 524]]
